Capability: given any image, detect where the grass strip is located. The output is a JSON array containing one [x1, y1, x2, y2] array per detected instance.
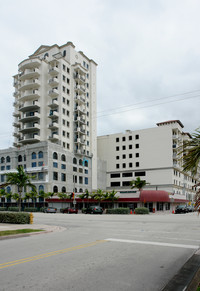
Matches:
[[0, 229, 43, 236]]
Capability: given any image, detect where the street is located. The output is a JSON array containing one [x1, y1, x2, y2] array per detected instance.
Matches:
[[0, 212, 200, 291]]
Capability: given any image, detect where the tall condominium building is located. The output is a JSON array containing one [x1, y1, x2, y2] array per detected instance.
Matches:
[[1, 42, 98, 194], [97, 120, 200, 203]]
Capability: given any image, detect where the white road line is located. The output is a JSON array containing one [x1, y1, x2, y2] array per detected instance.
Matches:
[[105, 238, 199, 249]]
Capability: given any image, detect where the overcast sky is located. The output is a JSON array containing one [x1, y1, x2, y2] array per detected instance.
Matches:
[[0, 0, 200, 149]]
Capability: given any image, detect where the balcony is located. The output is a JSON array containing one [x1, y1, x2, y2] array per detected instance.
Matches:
[[74, 95, 85, 104], [49, 66, 59, 75], [74, 149, 86, 156], [20, 134, 41, 144], [19, 68, 40, 81], [49, 77, 59, 86], [20, 123, 40, 133], [13, 131, 20, 138], [74, 73, 86, 84], [74, 138, 86, 144], [74, 127, 86, 134], [13, 122, 20, 128], [19, 112, 40, 123], [49, 133, 59, 142], [48, 100, 59, 108], [19, 79, 40, 91], [20, 90, 40, 102], [49, 88, 59, 97], [19, 101, 40, 112], [74, 106, 86, 115], [74, 85, 86, 94], [19, 58, 41, 70], [74, 116, 86, 124], [48, 111, 59, 118], [13, 91, 19, 97], [48, 122, 59, 129]]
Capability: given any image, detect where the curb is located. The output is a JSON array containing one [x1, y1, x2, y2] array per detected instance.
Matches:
[[162, 249, 200, 291]]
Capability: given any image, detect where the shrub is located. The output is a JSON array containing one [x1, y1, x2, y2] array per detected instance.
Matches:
[[106, 208, 130, 214], [134, 207, 149, 214], [0, 212, 30, 224], [0, 207, 7, 211], [8, 207, 20, 212], [24, 207, 38, 212]]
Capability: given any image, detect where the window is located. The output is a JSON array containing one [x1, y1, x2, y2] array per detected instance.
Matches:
[[135, 153, 139, 158], [63, 50, 66, 57], [63, 75, 66, 82], [122, 154, 126, 159], [53, 162, 58, 168], [53, 185, 58, 193], [135, 144, 139, 149], [122, 163, 126, 168], [135, 172, 146, 176], [129, 154, 132, 158], [61, 164, 66, 169], [67, 67, 70, 74], [6, 156, 10, 163], [116, 164, 120, 169], [111, 173, 120, 178], [85, 177, 88, 185], [53, 172, 58, 180], [38, 161, 43, 167], [63, 64, 66, 71], [122, 172, 132, 177], [38, 172, 44, 180], [62, 187, 66, 193], [63, 97, 66, 103], [122, 181, 131, 187], [1, 157, 5, 164], [73, 158, 77, 164], [79, 176, 83, 184], [53, 152, 58, 159], [116, 146, 119, 151], [61, 154, 66, 161], [122, 137, 126, 141], [62, 86, 66, 92], [129, 163, 133, 167], [111, 182, 120, 187], [84, 160, 88, 167], [116, 137, 119, 142], [79, 159, 83, 166], [1, 166, 5, 170], [122, 146, 126, 150], [61, 173, 66, 181], [67, 78, 70, 84], [136, 162, 139, 167], [135, 134, 139, 140], [38, 151, 43, 159], [129, 136, 132, 141], [1, 175, 5, 182], [32, 152, 36, 159], [67, 89, 70, 94], [129, 145, 132, 149], [85, 169, 88, 174], [32, 162, 37, 167], [116, 156, 120, 160], [18, 155, 22, 162]]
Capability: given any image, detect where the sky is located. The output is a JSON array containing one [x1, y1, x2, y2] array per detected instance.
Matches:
[[0, 0, 200, 149]]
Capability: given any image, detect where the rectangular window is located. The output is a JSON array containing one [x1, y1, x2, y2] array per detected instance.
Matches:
[[135, 134, 139, 139], [129, 154, 132, 158], [63, 97, 66, 103], [1, 166, 5, 170], [61, 164, 66, 169], [67, 89, 70, 94], [85, 169, 88, 174], [110, 182, 120, 187], [135, 171, 146, 176], [61, 173, 66, 181], [32, 162, 37, 167], [38, 161, 43, 167], [85, 177, 88, 185], [129, 145, 132, 149], [116, 137, 119, 142], [135, 144, 139, 149], [136, 153, 139, 157], [116, 146, 119, 151], [116, 164, 120, 169], [116, 156, 120, 160], [53, 162, 58, 168], [63, 75, 66, 81], [136, 162, 139, 167], [6, 165, 10, 170], [122, 145, 126, 150], [62, 86, 66, 92], [67, 67, 70, 73], [122, 181, 131, 187], [67, 78, 70, 84], [122, 172, 132, 177], [129, 163, 133, 167], [79, 176, 83, 184], [122, 137, 126, 141], [129, 136, 132, 140], [110, 173, 120, 178], [63, 64, 66, 71], [38, 172, 43, 180], [122, 154, 126, 159], [53, 172, 58, 180], [123, 163, 126, 168]]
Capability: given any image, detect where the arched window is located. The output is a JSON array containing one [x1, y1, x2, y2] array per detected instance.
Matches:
[[6, 156, 10, 163], [53, 185, 58, 193], [84, 160, 88, 167], [39, 185, 44, 192], [79, 159, 83, 166], [38, 151, 43, 159], [6, 186, 11, 193], [61, 154, 66, 162], [24, 155, 26, 161], [32, 152, 36, 159], [53, 152, 58, 160], [63, 50, 66, 57], [1, 157, 5, 164], [73, 157, 77, 164], [74, 188, 77, 193], [18, 155, 22, 162], [44, 53, 49, 59], [79, 188, 83, 193], [62, 186, 66, 193]]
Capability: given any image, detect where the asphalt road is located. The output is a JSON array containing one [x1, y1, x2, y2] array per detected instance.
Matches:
[[0, 212, 200, 291]]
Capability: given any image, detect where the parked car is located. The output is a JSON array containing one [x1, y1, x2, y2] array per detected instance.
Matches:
[[61, 207, 78, 214], [85, 206, 103, 214], [186, 205, 194, 212], [43, 207, 57, 213], [175, 205, 187, 214]]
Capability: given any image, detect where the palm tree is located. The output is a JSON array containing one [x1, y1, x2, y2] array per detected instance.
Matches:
[[6, 166, 36, 211], [0, 188, 6, 207], [29, 189, 38, 208], [93, 189, 105, 206], [130, 177, 150, 191], [79, 189, 90, 208], [179, 128, 200, 176]]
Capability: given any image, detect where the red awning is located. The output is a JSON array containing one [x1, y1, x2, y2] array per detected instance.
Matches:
[[140, 190, 170, 202]]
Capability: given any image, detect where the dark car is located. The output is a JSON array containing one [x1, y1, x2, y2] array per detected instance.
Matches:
[[175, 205, 187, 214], [61, 207, 78, 214], [85, 206, 103, 214], [186, 205, 194, 212], [43, 207, 57, 213]]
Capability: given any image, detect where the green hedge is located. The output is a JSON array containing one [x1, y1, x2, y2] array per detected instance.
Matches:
[[106, 208, 130, 214], [0, 212, 30, 224], [0, 207, 7, 211], [134, 207, 149, 214], [24, 207, 38, 212], [8, 207, 20, 212]]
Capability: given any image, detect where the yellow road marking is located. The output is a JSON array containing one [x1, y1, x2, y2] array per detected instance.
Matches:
[[0, 240, 106, 269]]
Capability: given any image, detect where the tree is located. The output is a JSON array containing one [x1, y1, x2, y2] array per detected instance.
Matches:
[[79, 189, 90, 208], [93, 189, 105, 205], [29, 189, 38, 208], [0, 188, 6, 207], [130, 177, 150, 191], [179, 128, 200, 176], [6, 166, 36, 211], [103, 190, 118, 208]]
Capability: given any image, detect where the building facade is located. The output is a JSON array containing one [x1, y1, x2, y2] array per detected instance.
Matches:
[[1, 42, 98, 196], [97, 120, 200, 204]]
